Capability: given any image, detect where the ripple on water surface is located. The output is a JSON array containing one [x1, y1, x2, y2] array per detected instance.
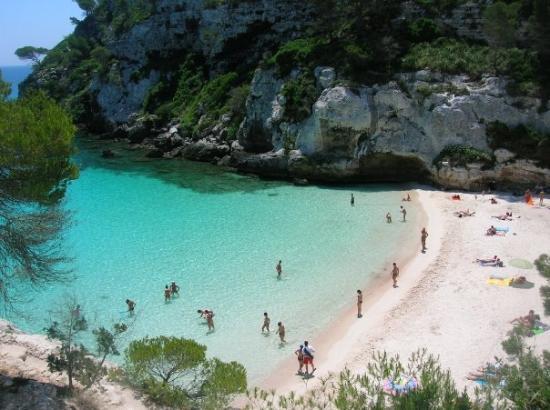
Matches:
[[9, 139, 420, 383]]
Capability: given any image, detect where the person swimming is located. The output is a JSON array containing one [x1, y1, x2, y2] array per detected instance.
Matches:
[[126, 299, 136, 313]]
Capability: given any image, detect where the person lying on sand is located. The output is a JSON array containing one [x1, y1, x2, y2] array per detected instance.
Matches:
[[402, 193, 411, 201], [511, 310, 538, 328], [490, 274, 526, 283], [451, 194, 461, 200], [455, 209, 475, 218], [466, 362, 502, 381], [486, 226, 497, 236], [476, 256, 503, 267], [492, 212, 513, 221], [490, 198, 498, 204]]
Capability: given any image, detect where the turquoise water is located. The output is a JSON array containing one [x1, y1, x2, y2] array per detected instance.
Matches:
[[7, 139, 420, 383], [0, 65, 32, 99]]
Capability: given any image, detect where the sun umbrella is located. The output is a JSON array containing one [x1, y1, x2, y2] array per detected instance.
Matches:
[[508, 258, 534, 269]]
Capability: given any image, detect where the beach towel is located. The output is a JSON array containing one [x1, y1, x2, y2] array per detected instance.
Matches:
[[382, 375, 419, 396], [508, 258, 534, 269], [495, 227, 509, 232], [487, 278, 513, 286], [532, 321, 550, 335]]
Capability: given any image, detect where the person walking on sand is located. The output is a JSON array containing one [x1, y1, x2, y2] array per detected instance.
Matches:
[[421, 227, 428, 252], [295, 345, 304, 375], [261, 312, 271, 332], [392, 263, 400, 288], [386, 212, 392, 223], [302, 341, 316, 375], [356, 290, 363, 318], [400, 206, 407, 222], [540, 190, 545, 206], [276, 322, 286, 343], [126, 299, 136, 313], [276, 260, 282, 279], [164, 285, 171, 302], [350, 193, 355, 207]]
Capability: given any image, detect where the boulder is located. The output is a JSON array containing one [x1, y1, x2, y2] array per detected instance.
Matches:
[[182, 140, 230, 162]]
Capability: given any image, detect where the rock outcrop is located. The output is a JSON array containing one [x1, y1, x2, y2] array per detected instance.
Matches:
[[235, 68, 550, 189]]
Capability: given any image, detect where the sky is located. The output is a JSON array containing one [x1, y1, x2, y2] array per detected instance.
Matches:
[[0, 0, 82, 66]]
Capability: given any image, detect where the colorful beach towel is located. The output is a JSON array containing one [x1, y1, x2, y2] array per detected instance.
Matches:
[[532, 321, 550, 335], [495, 227, 509, 232], [382, 375, 419, 396], [487, 278, 513, 286]]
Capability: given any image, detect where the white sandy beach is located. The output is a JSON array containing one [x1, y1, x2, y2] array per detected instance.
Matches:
[[266, 188, 550, 396]]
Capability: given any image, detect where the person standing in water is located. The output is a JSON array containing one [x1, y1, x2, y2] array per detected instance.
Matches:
[[261, 312, 271, 332], [276, 322, 286, 343], [350, 193, 355, 207], [386, 212, 392, 223], [392, 263, 400, 288], [276, 260, 282, 279], [164, 285, 171, 302], [540, 190, 545, 206], [400, 206, 407, 222], [356, 290, 363, 318], [421, 228, 428, 252], [170, 282, 179, 296], [206, 311, 215, 331], [126, 299, 136, 314]]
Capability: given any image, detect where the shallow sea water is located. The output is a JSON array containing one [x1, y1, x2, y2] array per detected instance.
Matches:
[[8, 139, 420, 383]]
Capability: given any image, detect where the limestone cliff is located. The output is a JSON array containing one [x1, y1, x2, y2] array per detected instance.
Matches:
[[22, 0, 550, 189]]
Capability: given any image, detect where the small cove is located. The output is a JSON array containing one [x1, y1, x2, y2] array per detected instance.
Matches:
[[6, 139, 422, 383]]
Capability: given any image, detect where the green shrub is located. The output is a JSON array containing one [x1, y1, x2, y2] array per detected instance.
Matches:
[[280, 73, 318, 123], [403, 39, 538, 93], [416, 83, 470, 100], [433, 145, 494, 168], [535, 254, 550, 315], [486, 121, 550, 167], [268, 38, 325, 76], [408, 18, 442, 42]]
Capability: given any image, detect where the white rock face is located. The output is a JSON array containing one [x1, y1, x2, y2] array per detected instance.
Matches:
[[239, 69, 550, 188]]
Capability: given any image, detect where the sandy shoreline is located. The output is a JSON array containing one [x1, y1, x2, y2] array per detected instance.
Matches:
[[260, 187, 550, 396]]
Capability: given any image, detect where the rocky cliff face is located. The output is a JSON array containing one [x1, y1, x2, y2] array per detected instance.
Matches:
[[233, 68, 550, 189], [92, 0, 313, 125], [23, 0, 550, 190]]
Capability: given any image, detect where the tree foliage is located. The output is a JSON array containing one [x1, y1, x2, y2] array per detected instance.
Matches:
[[15, 46, 49, 64], [0, 70, 11, 101], [483, 1, 521, 48], [0, 92, 77, 309], [124, 336, 247, 408]]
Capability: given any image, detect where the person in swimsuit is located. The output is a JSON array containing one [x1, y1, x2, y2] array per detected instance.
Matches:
[[350, 193, 355, 207], [356, 290, 363, 318], [386, 212, 392, 223], [261, 312, 271, 332], [392, 263, 400, 288], [276, 322, 286, 343], [206, 311, 215, 331], [302, 341, 316, 375], [295, 345, 304, 374], [400, 206, 407, 222], [126, 299, 136, 313], [421, 228, 428, 252], [276, 260, 282, 279], [164, 285, 171, 301], [170, 282, 179, 296]]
